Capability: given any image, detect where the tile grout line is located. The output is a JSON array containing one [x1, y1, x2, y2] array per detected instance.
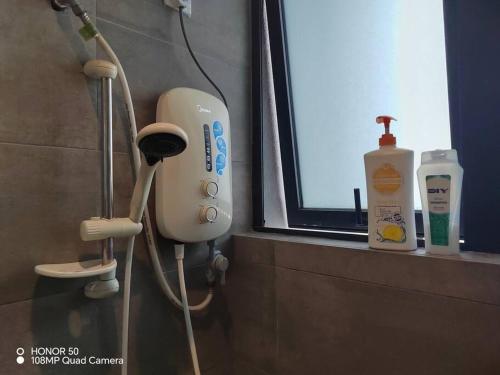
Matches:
[[273, 241, 280, 373], [266, 235, 500, 266], [0, 140, 129, 155], [235, 234, 500, 267], [273, 263, 500, 308], [233, 237, 500, 306], [95, 17, 250, 71], [0, 289, 86, 308]]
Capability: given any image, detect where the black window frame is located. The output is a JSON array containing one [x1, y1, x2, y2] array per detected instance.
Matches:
[[252, 0, 500, 253]]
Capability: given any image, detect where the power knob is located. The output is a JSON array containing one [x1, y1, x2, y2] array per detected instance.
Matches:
[[199, 205, 218, 223], [201, 180, 218, 198]]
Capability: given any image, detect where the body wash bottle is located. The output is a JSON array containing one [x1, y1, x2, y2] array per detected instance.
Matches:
[[417, 149, 463, 255], [364, 116, 417, 251]]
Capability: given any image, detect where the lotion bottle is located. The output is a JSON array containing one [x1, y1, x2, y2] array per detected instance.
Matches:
[[417, 149, 463, 255], [364, 116, 417, 251]]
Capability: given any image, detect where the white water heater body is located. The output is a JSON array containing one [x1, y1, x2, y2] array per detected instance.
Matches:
[[155, 88, 232, 243]]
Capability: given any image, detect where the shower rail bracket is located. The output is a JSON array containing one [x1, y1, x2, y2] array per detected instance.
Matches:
[[80, 217, 143, 242]]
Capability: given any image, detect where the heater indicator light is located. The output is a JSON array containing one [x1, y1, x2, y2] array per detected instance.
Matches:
[[203, 124, 212, 172]]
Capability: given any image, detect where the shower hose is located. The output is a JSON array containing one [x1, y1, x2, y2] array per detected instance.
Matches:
[[95, 33, 207, 375]]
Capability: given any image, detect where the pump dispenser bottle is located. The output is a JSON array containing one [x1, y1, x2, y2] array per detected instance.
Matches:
[[364, 116, 417, 251], [417, 149, 463, 255]]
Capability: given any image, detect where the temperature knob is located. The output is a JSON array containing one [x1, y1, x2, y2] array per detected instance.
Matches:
[[199, 205, 218, 223], [201, 180, 218, 198]]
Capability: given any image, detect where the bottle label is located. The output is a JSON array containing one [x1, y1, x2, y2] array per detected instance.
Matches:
[[372, 163, 401, 194], [375, 206, 407, 243], [371, 163, 407, 243], [426, 175, 451, 246]]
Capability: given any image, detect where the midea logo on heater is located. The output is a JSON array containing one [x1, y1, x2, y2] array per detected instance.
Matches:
[[196, 104, 211, 113]]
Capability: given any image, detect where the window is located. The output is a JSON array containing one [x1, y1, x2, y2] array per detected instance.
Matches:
[[253, 0, 500, 252], [284, 0, 450, 211]]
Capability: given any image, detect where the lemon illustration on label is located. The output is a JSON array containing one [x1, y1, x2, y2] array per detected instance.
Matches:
[[382, 224, 404, 242], [376, 212, 407, 243]]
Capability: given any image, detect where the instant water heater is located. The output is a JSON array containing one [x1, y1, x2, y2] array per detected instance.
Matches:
[[155, 88, 232, 243]]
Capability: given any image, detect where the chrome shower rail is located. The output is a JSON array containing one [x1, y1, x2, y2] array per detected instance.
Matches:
[[101, 75, 114, 265]]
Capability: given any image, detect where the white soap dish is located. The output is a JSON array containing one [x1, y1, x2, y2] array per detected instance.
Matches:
[[34, 259, 117, 279]]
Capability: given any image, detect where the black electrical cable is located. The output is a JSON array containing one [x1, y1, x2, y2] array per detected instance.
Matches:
[[179, 6, 228, 108]]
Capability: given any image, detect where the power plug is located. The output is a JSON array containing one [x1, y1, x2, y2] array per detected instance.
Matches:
[[164, 0, 191, 17]]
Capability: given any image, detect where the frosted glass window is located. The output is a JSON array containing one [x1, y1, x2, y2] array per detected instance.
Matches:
[[283, 0, 451, 210]]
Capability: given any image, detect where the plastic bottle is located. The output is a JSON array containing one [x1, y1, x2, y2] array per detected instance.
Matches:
[[364, 116, 417, 251], [417, 149, 463, 255]]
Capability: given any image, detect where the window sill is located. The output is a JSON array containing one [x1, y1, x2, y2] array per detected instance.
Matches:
[[232, 231, 500, 306]]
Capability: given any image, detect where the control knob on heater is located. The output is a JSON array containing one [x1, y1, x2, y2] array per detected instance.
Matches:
[[201, 179, 218, 198], [199, 205, 218, 223]]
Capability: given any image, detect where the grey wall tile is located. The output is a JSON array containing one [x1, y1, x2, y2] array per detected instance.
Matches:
[[273, 239, 500, 306], [230, 162, 252, 233], [0, 260, 232, 374], [0, 0, 250, 300], [228, 102, 251, 164], [205, 363, 231, 375], [94, 20, 250, 161], [275, 267, 500, 375], [226, 263, 275, 328], [0, 143, 101, 304], [231, 318, 276, 374], [232, 235, 275, 266], [225, 262, 277, 373], [230, 234, 500, 375], [95, 18, 251, 163], [123, 263, 233, 374], [0, 0, 98, 150], [0, 143, 100, 195], [1, 0, 250, 372], [0, 144, 146, 304], [233, 357, 273, 375], [0, 290, 120, 375], [97, 0, 250, 68], [0, 10, 251, 301]]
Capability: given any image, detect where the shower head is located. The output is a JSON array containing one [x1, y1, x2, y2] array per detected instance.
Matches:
[[128, 123, 188, 223], [136, 123, 188, 165]]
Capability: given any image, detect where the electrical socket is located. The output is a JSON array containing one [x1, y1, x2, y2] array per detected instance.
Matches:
[[164, 0, 191, 17]]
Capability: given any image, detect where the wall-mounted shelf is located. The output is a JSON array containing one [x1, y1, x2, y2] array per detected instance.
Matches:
[[34, 259, 117, 279]]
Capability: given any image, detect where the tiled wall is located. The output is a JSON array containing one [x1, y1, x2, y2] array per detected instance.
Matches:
[[228, 233, 500, 375], [0, 0, 250, 373]]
